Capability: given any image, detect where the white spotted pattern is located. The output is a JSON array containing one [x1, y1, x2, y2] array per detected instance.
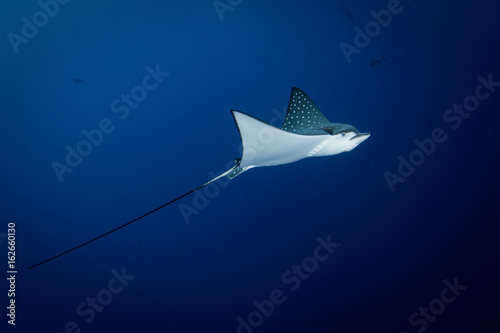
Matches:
[[281, 88, 330, 134]]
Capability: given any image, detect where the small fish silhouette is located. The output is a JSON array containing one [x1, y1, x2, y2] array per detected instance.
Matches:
[[340, 6, 354, 21], [370, 54, 387, 66]]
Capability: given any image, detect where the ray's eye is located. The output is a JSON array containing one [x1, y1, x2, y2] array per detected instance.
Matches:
[[341, 131, 346, 137]]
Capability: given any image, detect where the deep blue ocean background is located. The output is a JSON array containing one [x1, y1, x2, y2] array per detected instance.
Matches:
[[1, 0, 499, 332]]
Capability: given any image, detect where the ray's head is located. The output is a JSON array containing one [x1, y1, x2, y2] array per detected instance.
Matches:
[[322, 123, 370, 152]]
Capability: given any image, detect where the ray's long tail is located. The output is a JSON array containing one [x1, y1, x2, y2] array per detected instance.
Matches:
[[28, 165, 239, 269]]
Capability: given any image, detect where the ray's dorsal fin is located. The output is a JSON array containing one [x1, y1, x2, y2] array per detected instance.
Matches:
[[281, 87, 331, 134]]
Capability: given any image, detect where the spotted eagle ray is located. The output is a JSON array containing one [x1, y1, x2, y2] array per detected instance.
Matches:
[[29, 87, 369, 269]]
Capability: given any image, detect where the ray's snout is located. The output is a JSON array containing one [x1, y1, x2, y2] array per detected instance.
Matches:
[[350, 132, 370, 141]]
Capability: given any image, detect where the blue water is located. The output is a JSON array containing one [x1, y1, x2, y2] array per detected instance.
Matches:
[[1, 0, 499, 332]]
